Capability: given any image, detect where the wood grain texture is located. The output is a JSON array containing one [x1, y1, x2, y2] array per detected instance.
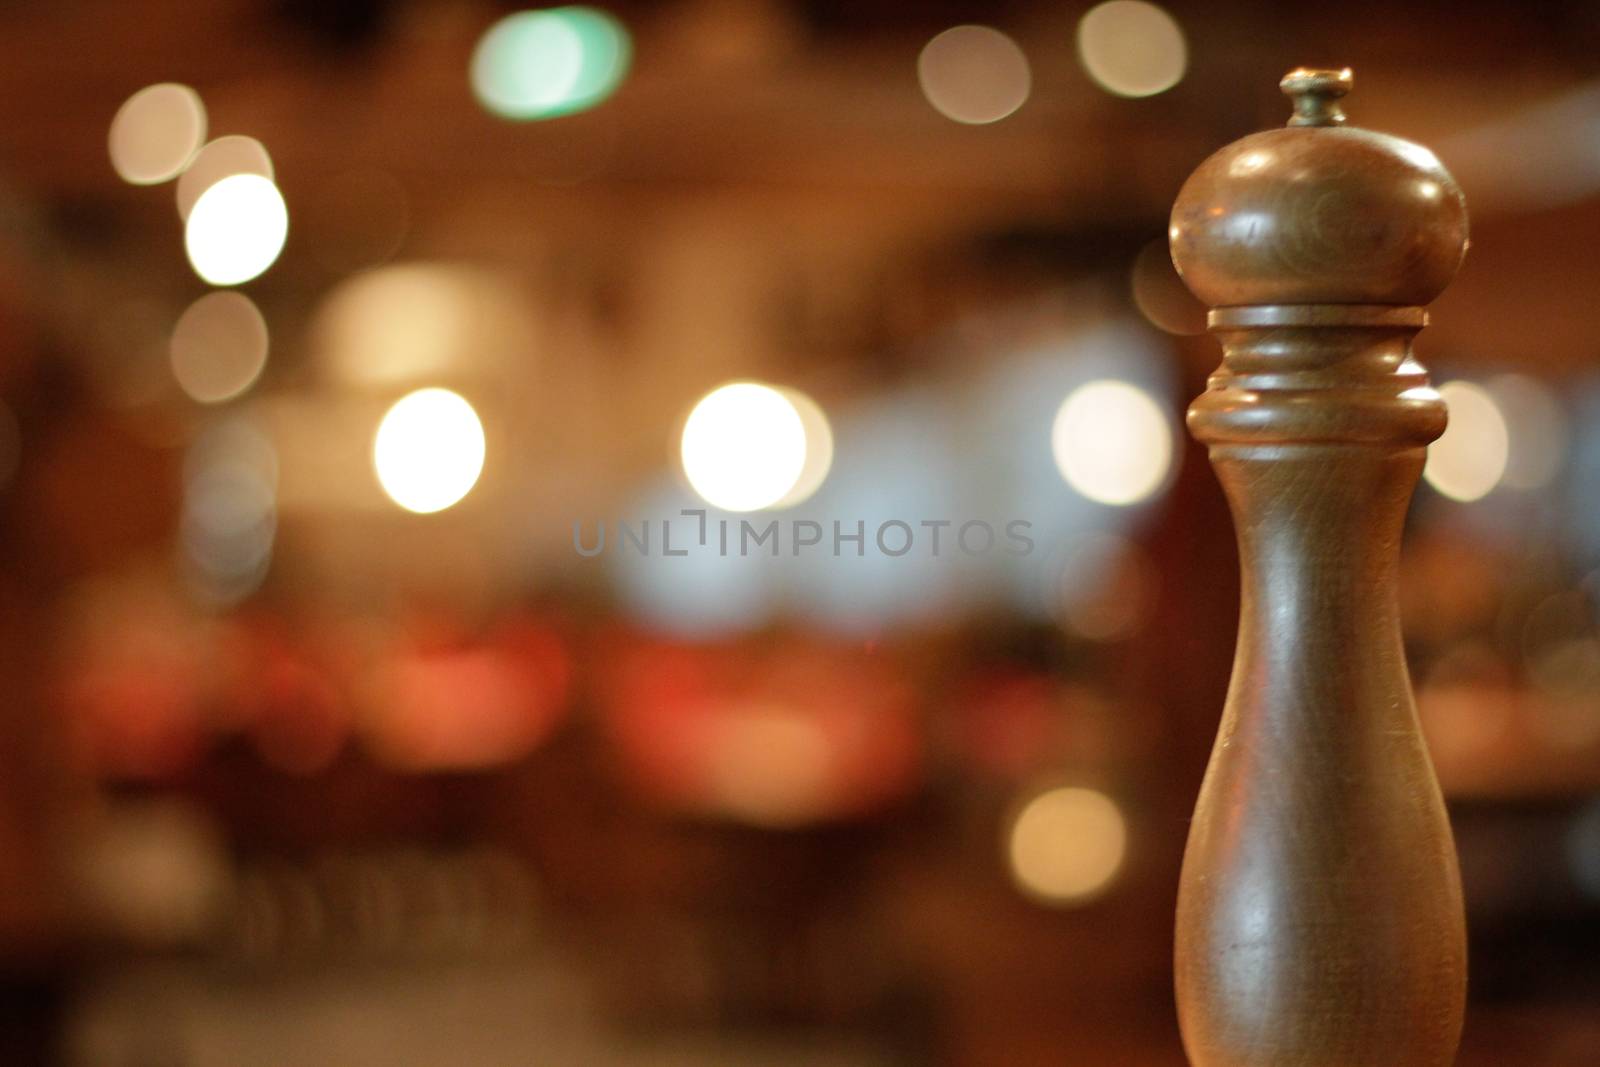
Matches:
[[1169, 69, 1467, 310], [1169, 71, 1468, 1067]]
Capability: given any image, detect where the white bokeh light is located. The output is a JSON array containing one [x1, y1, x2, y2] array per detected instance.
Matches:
[[1051, 379, 1173, 505], [1425, 380, 1510, 503], [917, 25, 1032, 125], [680, 382, 808, 512], [1077, 0, 1187, 99], [310, 263, 532, 387], [176, 135, 274, 221], [108, 83, 207, 185], [773, 387, 834, 509], [373, 388, 486, 514], [1489, 373, 1567, 491], [184, 174, 289, 286]]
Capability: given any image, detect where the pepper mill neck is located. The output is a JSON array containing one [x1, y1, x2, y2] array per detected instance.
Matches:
[[1281, 67, 1351, 126], [1169, 67, 1468, 311]]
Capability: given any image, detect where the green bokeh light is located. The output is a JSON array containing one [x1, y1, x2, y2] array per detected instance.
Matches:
[[471, 7, 631, 121]]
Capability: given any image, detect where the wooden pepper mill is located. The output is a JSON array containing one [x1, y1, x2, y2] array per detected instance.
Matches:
[[1168, 69, 1468, 1066]]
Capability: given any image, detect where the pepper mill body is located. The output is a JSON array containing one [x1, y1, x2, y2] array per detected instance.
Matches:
[[1169, 71, 1468, 1067]]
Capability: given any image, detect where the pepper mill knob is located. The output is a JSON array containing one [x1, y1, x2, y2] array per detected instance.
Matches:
[[1170, 67, 1468, 308], [1171, 69, 1467, 1067]]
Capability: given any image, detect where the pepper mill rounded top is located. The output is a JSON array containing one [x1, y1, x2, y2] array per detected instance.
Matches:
[[1169, 68, 1468, 308]]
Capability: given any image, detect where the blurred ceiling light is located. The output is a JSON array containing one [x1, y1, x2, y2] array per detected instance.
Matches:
[[176, 135, 274, 221], [370, 645, 568, 771], [1077, 0, 1187, 99], [182, 420, 277, 605], [373, 388, 486, 514], [184, 174, 289, 286], [917, 24, 1031, 125], [1130, 238, 1206, 335], [108, 83, 207, 185], [1424, 381, 1509, 503], [169, 292, 270, 404], [184, 416, 279, 489], [773, 387, 833, 508], [681, 382, 808, 512], [1008, 786, 1128, 905], [1489, 373, 1567, 491], [73, 799, 228, 947], [1051, 379, 1173, 506], [311, 263, 531, 387], [705, 705, 835, 828], [471, 6, 632, 121]]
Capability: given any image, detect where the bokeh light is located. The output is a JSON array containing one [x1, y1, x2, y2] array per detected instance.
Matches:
[[1077, 1, 1187, 98], [184, 174, 289, 286], [970, 327, 1178, 621], [169, 292, 270, 404], [108, 83, 207, 185], [373, 388, 486, 514], [368, 634, 571, 772], [1489, 373, 1567, 491], [176, 135, 274, 221], [1007, 786, 1128, 905], [680, 382, 809, 512], [311, 263, 533, 387], [704, 705, 835, 828], [1130, 238, 1206, 335], [1051, 379, 1173, 505], [182, 419, 277, 606], [917, 25, 1032, 125], [774, 387, 834, 508], [470, 6, 632, 121], [74, 798, 228, 947], [1425, 380, 1510, 502]]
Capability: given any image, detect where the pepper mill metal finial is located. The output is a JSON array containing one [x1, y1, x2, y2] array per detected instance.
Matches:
[[1281, 67, 1352, 126], [1168, 70, 1469, 1067]]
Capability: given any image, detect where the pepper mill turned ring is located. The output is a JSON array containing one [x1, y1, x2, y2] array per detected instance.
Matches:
[[1169, 69, 1469, 1067]]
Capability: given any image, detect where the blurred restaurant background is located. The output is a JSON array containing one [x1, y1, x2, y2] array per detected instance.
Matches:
[[2, 0, 1600, 1064]]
